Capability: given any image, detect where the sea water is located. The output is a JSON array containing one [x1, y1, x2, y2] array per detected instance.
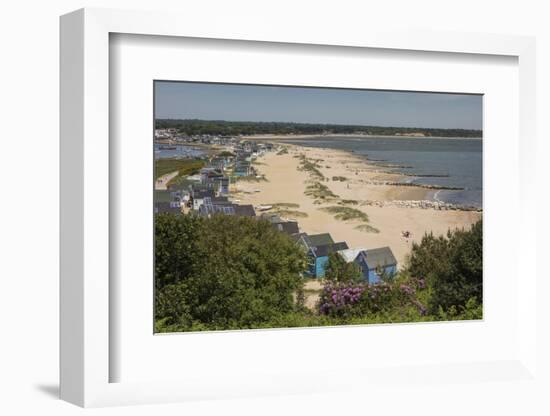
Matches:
[[154, 143, 206, 159], [280, 136, 482, 208]]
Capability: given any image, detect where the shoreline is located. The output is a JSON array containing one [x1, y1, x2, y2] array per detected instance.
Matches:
[[283, 143, 480, 210], [231, 143, 481, 267], [284, 141, 482, 211], [243, 133, 483, 140]]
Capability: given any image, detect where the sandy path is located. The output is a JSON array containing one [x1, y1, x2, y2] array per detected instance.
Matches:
[[303, 280, 323, 310], [155, 171, 179, 190], [234, 146, 481, 268]]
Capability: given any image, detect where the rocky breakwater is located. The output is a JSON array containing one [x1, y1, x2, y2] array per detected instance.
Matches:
[[363, 179, 464, 191], [361, 199, 482, 212]]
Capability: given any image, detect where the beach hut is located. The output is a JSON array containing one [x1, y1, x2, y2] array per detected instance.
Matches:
[[197, 202, 256, 218], [216, 177, 230, 195], [306, 242, 349, 278], [363, 247, 397, 284], [233, 163, 251, 177], [296, 233, 334, 252], [264, 214, 300, 236], [336, 247, 398, 284], [337, 248, 371, 282], [198, 198, 233, 217], [272, 221, 299, 236], [191, 189, 215, 210], [233, 204, 256, 217], [154, 202, 181, 215]]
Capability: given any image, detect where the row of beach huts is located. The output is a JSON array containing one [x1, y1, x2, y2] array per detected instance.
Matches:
[[155, 141, 397, 284]]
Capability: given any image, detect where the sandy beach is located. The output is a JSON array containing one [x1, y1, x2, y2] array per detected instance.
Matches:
[[233, 144, 481, 268]]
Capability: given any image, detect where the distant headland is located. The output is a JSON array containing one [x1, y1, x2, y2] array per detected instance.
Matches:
[[155, 119, 483, 139]]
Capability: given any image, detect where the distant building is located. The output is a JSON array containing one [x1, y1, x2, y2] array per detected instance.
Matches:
[[197, 202, 256, 218], [199, 168, 230, 195], [168, 189, 189, 206], [154, 202, 181, 215], [209, 156, 232, 170], [200, 167, 224, 181], [156, 190, 184, 209], [186, 174, 202, 182], [154, 128, 176, 138], [191, 189, 215, 210], [198, 197, 232, 216], [234, 161, 252, 177], [203, 196, 230, 207], [213, 176, 230, 195], [233, 204, 256, 217]]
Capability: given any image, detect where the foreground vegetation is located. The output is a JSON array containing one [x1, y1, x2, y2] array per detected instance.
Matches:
[[155, 215, 307, 332], [155, 214, 482, 332]]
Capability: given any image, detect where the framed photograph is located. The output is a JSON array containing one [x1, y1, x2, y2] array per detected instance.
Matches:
[[152, 80, 483, 334], [60, 8, 538, 408]]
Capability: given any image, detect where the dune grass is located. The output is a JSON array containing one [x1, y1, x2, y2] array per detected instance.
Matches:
[[297, 154, 324, 180], [275, 209, 309, 218], [269, 203, 300, 209], [319, 206, 379, 233], [355, 224, 380, 234], [267, 203, 308, 218], [233, 175, 268, 182], [304, 182, 339, 204], [338, 199, 359, 206], [319, 206, 370, 222]]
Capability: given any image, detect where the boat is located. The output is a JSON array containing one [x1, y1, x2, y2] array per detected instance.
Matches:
[[257, 205, 273, 211]]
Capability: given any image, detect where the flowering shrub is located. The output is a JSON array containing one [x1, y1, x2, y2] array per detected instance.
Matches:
[[319, 278, 427, 318], [318, 284, 365, 316]]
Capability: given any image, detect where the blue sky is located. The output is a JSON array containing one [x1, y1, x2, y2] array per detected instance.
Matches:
[[155, 81, 482, 130]]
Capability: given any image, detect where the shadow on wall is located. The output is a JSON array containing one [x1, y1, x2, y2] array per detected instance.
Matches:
[[34, 384, 59, 399]]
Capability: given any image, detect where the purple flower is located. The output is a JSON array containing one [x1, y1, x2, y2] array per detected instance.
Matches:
[[400, 284, 415, 296]]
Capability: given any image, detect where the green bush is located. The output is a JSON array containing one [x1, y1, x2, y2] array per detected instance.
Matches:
[[405, 220, 482, 314], [155, 215, 307, 331], [324, 252, 362, 283], [155, 214, 202, 291]]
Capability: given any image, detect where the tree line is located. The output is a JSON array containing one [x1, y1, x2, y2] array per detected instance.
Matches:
[[155, 119, 482, 138]]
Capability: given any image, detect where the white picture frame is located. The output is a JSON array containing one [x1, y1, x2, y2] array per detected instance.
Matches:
[[60, 7, 538, 408]]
